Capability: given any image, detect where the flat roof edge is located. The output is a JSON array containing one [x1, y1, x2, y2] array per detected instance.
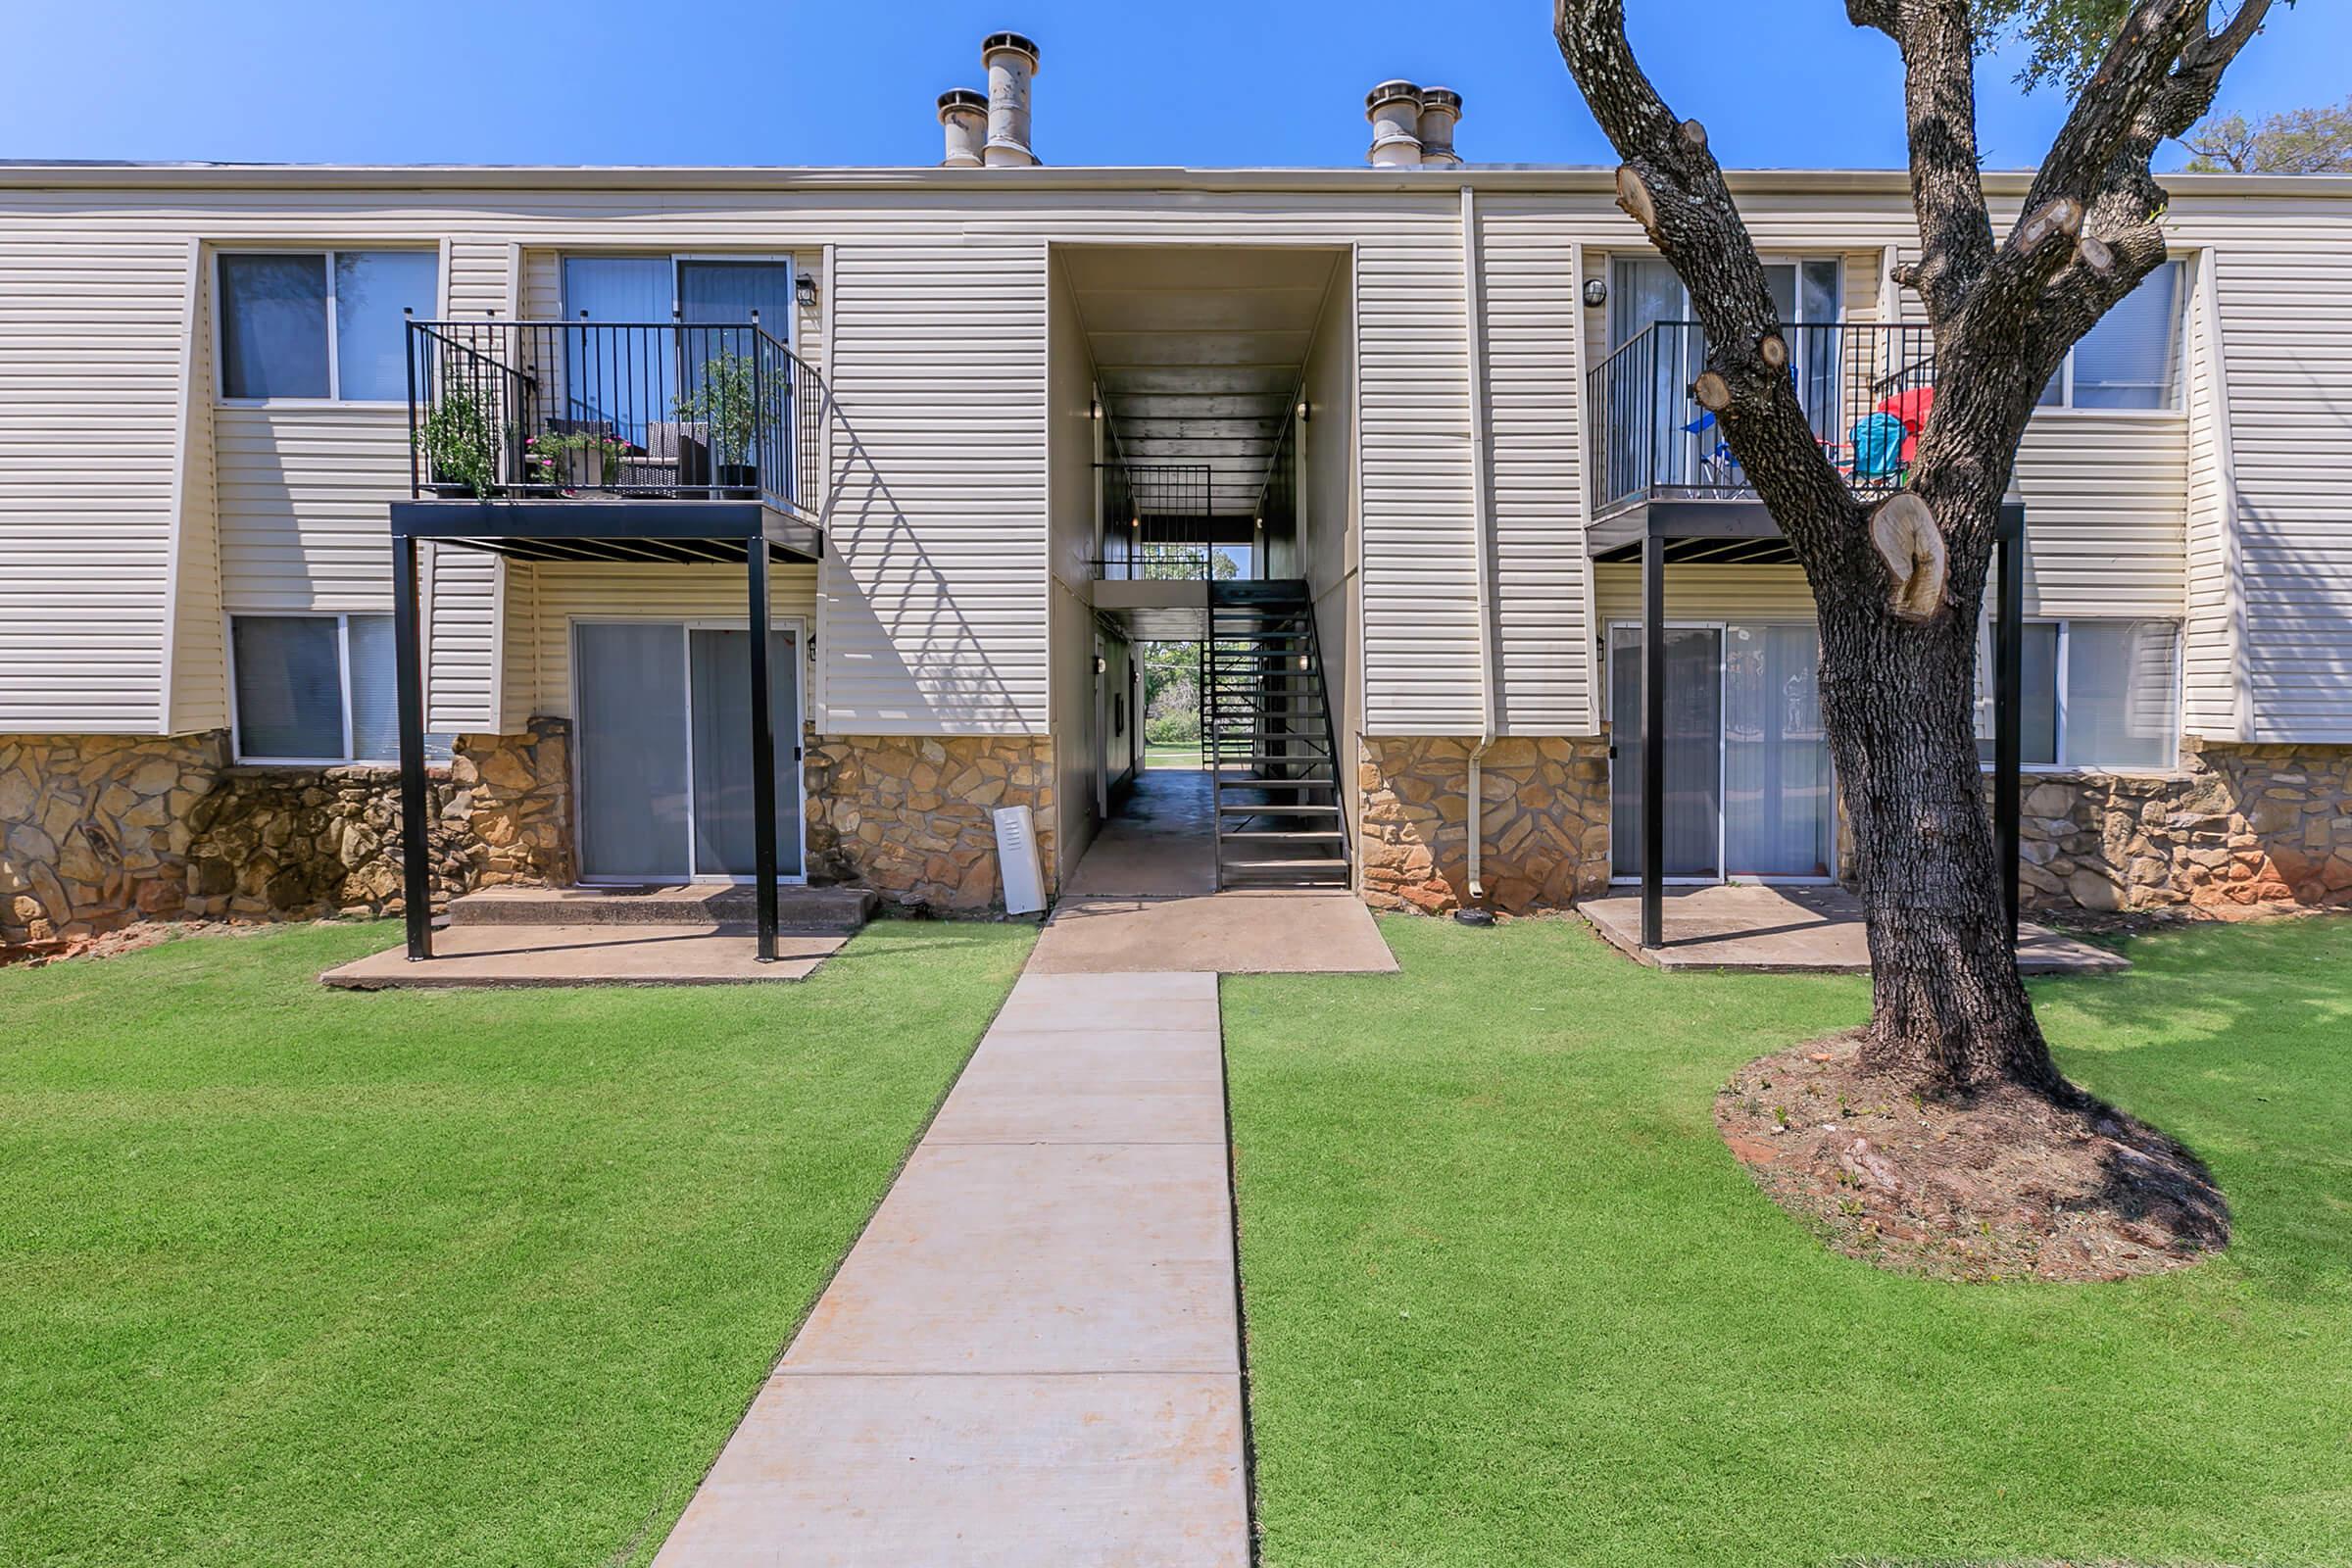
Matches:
[[4, 162, 2349, 200]]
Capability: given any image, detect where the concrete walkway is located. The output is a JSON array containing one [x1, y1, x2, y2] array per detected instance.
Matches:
[[654, 765, 1394, 1564], [653, 966, 1251, 1567]]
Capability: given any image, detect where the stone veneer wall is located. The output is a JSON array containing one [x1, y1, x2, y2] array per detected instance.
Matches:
[[1358, 735, 1612, 914], [1, 722, 571, 943], [2, 731, 228, 942], [804, 733, 1057, 913], [2016, 741, 2352, 913]]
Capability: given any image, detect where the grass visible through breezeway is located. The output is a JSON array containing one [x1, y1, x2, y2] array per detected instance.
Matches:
[[0, 917, 1032, 1567], [1225, 915, 2352, 1567], [1146, 742, 1204, 772]]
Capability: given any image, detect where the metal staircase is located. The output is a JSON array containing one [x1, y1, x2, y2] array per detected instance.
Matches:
[[1203, 579, 1349, 889]]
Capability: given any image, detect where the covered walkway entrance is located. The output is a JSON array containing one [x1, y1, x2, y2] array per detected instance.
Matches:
[[1035, 767, 1394, 975]]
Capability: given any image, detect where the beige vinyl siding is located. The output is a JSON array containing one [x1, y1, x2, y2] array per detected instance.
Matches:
[[1480, 202, 1588, 733], [1357, 212, 1479, 734], [820, 236, 1047, 733], [165, 241, 227, 733], [2196, 208, 2352, 742], [2009, 413, 2188, 616], [1046, 249, 1102, 863], [497, 561, 821, 721], [1298, 264, 1357, 827], [1592, 563, 1820, 627], [2180, 251, 2245, 739], [0, 215, 189, 731]]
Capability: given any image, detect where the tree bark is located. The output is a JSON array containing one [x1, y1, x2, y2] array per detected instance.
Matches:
[[1554, 0, 2274, 1099]]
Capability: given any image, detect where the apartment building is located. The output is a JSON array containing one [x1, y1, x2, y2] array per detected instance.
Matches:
[[5, 34, 2349, 947]]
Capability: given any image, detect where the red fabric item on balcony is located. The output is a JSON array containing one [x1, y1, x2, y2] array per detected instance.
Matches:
[[1877, 385, 1936, 466]]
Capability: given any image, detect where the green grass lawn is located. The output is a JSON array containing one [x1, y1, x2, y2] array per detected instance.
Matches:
[[1146, 742, 1204, 771], [1225, 916, 2352, 1567], [0, 918, 1032, 1568]]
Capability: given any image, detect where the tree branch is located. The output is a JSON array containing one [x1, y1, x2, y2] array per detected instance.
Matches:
[[1553, 0, 1864, 564], [1882, 0, 1995, 330]]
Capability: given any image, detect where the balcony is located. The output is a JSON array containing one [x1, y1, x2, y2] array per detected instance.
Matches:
[[402, 318, 823, 537], [1587, 319, 1936, 522]]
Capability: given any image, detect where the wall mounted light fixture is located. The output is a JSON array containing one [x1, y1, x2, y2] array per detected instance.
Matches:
[[795, 273, 819, 310], [1583, 277, 1608, 309]]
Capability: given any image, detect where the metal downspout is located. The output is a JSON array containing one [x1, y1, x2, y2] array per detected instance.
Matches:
[[1460, 184, 1500, 902]]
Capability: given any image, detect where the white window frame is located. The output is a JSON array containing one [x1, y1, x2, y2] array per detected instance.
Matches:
[[1981, 616, 2185, 774], [564, 614, 812, 886], [213, 247, 441, 408], [2034, 257, 2190, 416], [227, 611, 439, 767], [558, 253, 798, 351]]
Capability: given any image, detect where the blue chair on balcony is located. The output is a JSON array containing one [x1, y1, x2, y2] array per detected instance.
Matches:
[[1681, 410, 1741, 487], [1849, 411, 1908, 481]]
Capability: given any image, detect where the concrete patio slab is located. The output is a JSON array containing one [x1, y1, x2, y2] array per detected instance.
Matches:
[[1029, 889, 1398, 974], [318, 924, 844, 989], [1580, 884, 2128, 975], [651, 1372, 1247, 1568]]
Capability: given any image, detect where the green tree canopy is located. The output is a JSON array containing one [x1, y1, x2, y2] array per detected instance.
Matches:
[[2180, 96, 2352, 172]]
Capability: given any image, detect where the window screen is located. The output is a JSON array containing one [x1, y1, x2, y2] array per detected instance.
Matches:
[[233, 616, 343, 759]]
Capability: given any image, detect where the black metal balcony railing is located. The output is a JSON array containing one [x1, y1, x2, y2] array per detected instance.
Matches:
[[1095, 461, 1224, 580], [404, 318, 823, 517], [1588, 319, 1937, 517]]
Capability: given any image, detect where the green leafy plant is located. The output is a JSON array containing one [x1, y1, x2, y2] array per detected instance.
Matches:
[[414, 384, 503, 499], [672, 351, 781, 468], [525, 428, 626, 488]]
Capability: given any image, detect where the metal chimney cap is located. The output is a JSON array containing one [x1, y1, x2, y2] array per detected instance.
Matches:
[[937, 87, 987, 117], [981, 30, 1040, 66], [1418, 86, 1463, 113], [1365, 79, 1421, 113]]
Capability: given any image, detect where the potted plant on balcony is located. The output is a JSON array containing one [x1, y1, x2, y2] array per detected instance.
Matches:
[[525, 428, 627, 492], [415, 383, 504, 499], [672, 351, 780, 497]]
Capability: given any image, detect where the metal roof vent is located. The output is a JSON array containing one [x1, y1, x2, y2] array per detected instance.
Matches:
[[1365, 80, 1425, 168]]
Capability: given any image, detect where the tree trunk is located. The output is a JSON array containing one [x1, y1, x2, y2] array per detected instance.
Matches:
[[1813, 552, 2061, 1098]]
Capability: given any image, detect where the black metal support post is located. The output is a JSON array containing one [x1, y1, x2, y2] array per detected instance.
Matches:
[[391, 535, 433, 961], [1641, 531, 1666, 950], [748, 540, 780, 963], [1995, 512, 2024, 944]]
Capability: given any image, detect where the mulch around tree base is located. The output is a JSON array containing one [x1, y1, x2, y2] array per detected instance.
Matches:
[[1717, 1033, 2230, 1283]]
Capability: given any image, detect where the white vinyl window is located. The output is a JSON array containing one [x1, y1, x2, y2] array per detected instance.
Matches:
[[217, 250, 439, 402], [1978, 618, 2180, 770], [2037, 260, 2186, 411], [229, 613, 451, 765]]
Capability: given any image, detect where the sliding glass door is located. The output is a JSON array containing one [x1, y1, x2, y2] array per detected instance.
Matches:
[[1609, 625, 1725, 881], [573, 621, 805, 884], [1609, 622, 1838, 883], [1721, 623, 1835, 878]]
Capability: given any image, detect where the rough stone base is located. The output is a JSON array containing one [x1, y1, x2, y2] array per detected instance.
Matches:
[[1358, 735, 1611, 915], [1, 731, 227, 942], [2, 722, 572, 941], [804, 734, 1056, 914], [2016, 740, 2352, 914], [181, 719, 572, 923]]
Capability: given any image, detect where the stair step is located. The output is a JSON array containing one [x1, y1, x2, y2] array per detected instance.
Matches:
[[1212, 756, 1339, 768], [1218, 829, 1348, 844], [1217, 802, 1341, 814], [1220, 857, 1350, 876]]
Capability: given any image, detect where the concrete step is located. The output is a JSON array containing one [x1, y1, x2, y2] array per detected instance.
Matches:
[[449, 883, 879, 933]]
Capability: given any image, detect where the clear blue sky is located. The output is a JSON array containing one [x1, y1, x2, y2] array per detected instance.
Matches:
[[5, 1, 2342, 172]]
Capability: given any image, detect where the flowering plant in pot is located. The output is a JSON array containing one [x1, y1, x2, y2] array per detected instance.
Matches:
[[525, 428, 628, 491]]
